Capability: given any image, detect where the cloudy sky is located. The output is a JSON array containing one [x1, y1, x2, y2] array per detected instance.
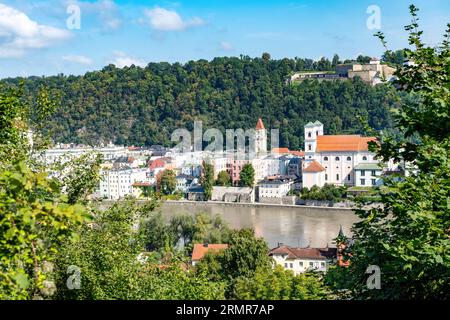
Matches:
[[0, 0, 449, 78]]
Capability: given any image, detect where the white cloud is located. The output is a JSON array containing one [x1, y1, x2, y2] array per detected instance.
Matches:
[[0, 3, 71, 58], [110, 51, 146, 68], [62, 55, 93, 65], [144, 7, 205, 31], [219, 41, 234, 51]]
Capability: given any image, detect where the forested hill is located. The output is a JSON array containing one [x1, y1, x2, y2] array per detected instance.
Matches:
[[2, 55, 399, 150]]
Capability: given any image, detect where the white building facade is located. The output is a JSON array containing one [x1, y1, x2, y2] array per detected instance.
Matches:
[[269, 245, 337, 275], [302, 121, 384, 189]]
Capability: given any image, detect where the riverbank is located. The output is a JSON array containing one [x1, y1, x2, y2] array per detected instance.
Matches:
[[163, 199, 355, 211]]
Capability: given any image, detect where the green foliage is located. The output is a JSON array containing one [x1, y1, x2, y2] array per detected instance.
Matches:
[[143, 212, 231, 254], [239, 163, 255, 187], [2, 57, 398, 150], [51, 152, 103, 204], [300, 184, 347, 202], [200, 161, 214, 200], [0, 83, 29, 168], [220, 228, 272, 280], [216, 170, 232, 186], [382, 49, 406, 66], [234, 266, 330, 300], [356, 55, 372, 64], [0, 161, 86, 299], [158, 169, 176, 195], [55, 200, 223, 300], [331, 6, 450, 300]]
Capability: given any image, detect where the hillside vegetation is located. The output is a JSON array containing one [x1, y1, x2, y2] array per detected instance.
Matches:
[[2, 55, 399, 149]]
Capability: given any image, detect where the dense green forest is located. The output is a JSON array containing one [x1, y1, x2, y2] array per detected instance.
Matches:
[[2, 54, 399, 150]]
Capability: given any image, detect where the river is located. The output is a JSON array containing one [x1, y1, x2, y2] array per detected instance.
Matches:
[[158, 202, 359, 249]]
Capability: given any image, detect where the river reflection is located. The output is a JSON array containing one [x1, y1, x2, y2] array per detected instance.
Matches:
[[159, 202, 359, 249]]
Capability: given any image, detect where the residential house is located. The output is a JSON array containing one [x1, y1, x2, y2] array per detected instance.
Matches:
[[269, 245, 337, 275], [191, 243, 229, 266]]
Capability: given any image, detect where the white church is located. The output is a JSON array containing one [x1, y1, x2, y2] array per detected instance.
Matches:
[[301, 121, 383, 189]]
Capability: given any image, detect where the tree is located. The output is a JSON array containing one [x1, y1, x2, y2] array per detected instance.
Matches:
[[158, 170, 176, 195], [356, 55, 372, 64], [0, 162, 86, 299], [332, 54, 341, 67], [55, 200, 225, 300], [0, 84, 87, 299], [382, 49, 406, 66], [234, 266, 330, 300], [216, 170, 231, 186], [262, 52, 271, 61], [221, 228, 271, 280], [239, 163, 255, 187], [200, 161, 214, 200], [331, 6, 450, 299], [2, 56, 398, 151]]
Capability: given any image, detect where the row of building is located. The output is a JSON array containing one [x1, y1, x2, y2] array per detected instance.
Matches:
[[43, 117, 401, 202]]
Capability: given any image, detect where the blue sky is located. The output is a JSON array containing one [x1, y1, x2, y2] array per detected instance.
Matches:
[[0, 0, 449, 78]]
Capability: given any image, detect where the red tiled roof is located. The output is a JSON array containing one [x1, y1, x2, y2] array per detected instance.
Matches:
[[289, 150, 305, 157], [149, 158, 165, 170], [256, 118, 265, 130], [272, 147, 290, 154], [316, 135, 376, 152], [191, 243, 228, 261], [269, 245, 337, 260], [132, 182, 151, 187], [128, 146, 141, 151], [303, 160, 325, 173]]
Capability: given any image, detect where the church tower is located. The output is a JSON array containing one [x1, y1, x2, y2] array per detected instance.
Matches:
[[304, 120, 323, 162], [255, 118, 267, 156]]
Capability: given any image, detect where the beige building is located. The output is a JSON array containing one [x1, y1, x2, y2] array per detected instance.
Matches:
[[338, 58, 396, 86]]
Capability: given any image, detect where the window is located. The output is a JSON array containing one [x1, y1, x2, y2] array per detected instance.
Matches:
[[371, 170, 376, 176], [316, 131, 319, 136], [347, 174, 351, 181], [321, 262, 325, 267], [335, 157, 340, 161], [309, 262, 313, 267], [361, 170, 365, 176], [308, 144, 312, 151], [361, 179, 365, 186], [372, 179, 376, 186], [299, 261, 303, 267], [362, 156, 368, 161], [290, 263, 293, 268], [346, 156, 351, 161], [336, 174, 339, 181], [308, 132, 311, 138], [284, 263, 288, 268], [324, 156, 329, 161], [325, 174, 328, 181]]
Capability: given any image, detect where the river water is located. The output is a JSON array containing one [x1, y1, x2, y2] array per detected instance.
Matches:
[[158, 202, 359, 249]]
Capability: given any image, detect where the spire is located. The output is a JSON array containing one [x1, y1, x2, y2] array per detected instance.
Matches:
[[338, 224, 345, 238], [256, 118, 265, 130]]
